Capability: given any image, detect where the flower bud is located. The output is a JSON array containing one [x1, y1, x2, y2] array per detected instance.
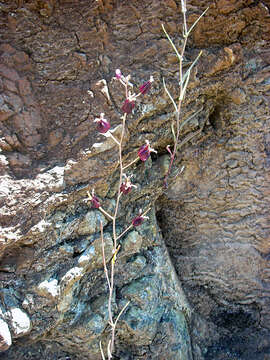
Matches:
[[132, 215, 144, 227], [94, 113, 111, 134], [115, 69, 122, 80], [139, 76, 154, 95], [122, 99, 135, 114], [138, 140, 157, 162], [91, 195, 100, 209], [120, 174, 136, 195], [132, 209, 149, 227], [86, 190, 101, 209]]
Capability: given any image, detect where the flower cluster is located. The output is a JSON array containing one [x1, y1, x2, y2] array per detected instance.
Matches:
[[115, 69, 154, 114], [89, 70, 156, 232]]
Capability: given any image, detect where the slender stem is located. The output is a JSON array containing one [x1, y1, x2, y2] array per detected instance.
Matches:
[[107, 79, 128, 356], [109, 133, 120, 146], [100, 221, 111, 291], [116, 224, 133, 242], [100, 341, 106, 360], [107, 340, 112, 359], [163, 6, 188, 188], [122, 156, 140, 170], [162, 3, 207, 188], [112, 113, 127, 249], [99, 207, 114, 221]]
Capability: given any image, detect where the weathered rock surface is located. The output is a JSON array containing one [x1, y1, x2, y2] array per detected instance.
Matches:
[[0, 0, 270, 359]]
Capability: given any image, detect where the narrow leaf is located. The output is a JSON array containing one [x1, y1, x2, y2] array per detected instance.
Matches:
[[162, 24, 182, 62], [171, 123, 176, 143], [115, 301, 130, 327], [180, 69, 190, 101], [163, 77, 178, 113], [181, 50, 203, 85], [187, 7, 209, 37]]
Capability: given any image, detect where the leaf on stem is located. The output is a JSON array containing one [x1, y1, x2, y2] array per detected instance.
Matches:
[[115, 300, 130, 327], [180, 68, 191, 101], [171, 123, 176, 143], [166, 145, 173, 157], [187, 7, 209, 37], [161, 24, 182, 62], [181, 50, 203, 86], [112, 245, 121, 265], [163, 78, 178, 113]]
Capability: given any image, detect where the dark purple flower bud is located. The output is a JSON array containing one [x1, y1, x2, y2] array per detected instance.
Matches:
[[97, 119, 110, 133], [91, 195, 100, 209], [115, 69, 122, 79], [139, 76, 154, 95], [87, 190, 101, 208], [138, 143, 150, 162], [132, 215, 144, 227], [120, 174, 137, 195], [122, 99, 135, 114], [138, 140, 157, 162], [120, 182, 132, 195], [94, 113, 111, 134]]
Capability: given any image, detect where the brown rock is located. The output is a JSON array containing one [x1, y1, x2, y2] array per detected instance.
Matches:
[[0, 1, 269, 359], [3, 79, 18, 94], [7, 152, 32, 168], [17, 79, 32, 96], [0, 65, 19, 82], [48, 129, 64, 147]]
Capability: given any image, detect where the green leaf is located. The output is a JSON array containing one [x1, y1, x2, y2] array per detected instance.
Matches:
[[187, 7, 209, 37], [161, 23, 182, 62], [163, 77, 178, 113]]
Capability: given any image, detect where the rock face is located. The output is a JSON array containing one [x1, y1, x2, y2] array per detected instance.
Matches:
[[0, 0, 270, 359]]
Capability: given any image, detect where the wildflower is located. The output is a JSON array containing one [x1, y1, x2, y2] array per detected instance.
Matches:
[[120, 174, 137, 195], [138, 140, 157, 162], [91, 195, 100, 209], [115, 69, 122, 80], [115, 69, 134, 87], [132, 215, 144, 227], [139, 76, 154, 95], [122, 98, 135, 114], [94, 113, 111, 134], [87, 189, 101, 209], [132, 209, 149, 227]]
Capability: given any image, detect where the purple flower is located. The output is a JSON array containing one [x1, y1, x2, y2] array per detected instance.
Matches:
[[87, 190, 101, 208], [120, 182, 132, 195], [139, 76, 154, 95], [94, 113, 111, 134], [132, 215, 144, 227], [122, 99, 135, 114], [138, 140, 157, 162], [132, 209, 149, 227], [115, 69, 122, 80], [91, 195, 100, 209], [120, 174, 136, 195]]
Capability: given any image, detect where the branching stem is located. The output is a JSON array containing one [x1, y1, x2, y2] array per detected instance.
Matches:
[[162, 1, 207, 188]]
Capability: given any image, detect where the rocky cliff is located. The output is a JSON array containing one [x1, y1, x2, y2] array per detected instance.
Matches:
[[0, 0, 270, 359]]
